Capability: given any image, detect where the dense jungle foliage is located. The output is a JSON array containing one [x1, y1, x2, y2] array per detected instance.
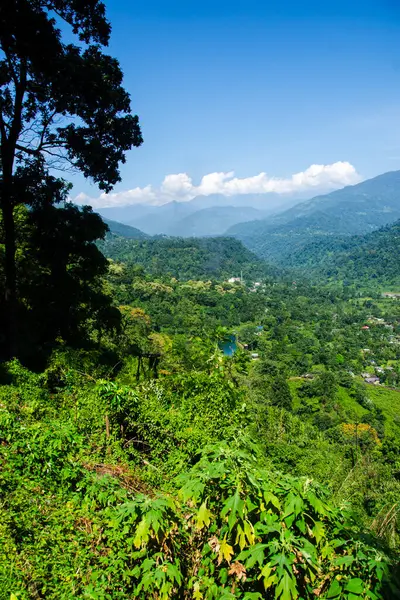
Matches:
[[98, 235, 273, 281], [1, 2, 400, 599], [2, 262, 400, 598], [280, 221, 400, 288]]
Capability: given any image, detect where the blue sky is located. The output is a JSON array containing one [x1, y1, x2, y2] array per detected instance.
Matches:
[[73, 0, 400, 206]]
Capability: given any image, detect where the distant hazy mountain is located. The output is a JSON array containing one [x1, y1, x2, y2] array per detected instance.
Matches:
[[186, 193, 304, 212], [167, 206, 266, 237], [102, 218, 148, 239], [98, 204, 156, 224], [227, 170, 400, 263], [133, 201, 195, 235], [96, 192, 304, 236]]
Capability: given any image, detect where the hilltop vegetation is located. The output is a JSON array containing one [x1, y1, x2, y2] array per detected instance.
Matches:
[[102, 218, 149, 239], [283, 220, 400, 287], [98, 235, 273, 281], [2, 272, 400, 598]]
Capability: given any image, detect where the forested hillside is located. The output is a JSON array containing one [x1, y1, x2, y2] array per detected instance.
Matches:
[[283, 220, 400, 286], [1, 2, 400, 599], [102, 218, 149, 239], [227, 170, 400, 263], [98, 235, 274, 280]]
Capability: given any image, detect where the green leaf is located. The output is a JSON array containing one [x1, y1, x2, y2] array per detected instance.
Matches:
[[196, 501, 212, 530], [326, 579, 342, 598], [133, 517, 150, 548], [275, 569, 298, 600], [312, 521, 325, 544], [307, 492, 326, 516], [344, 578, 364, 594], [335, 554, 354, 567], [263, 490, 281, 511], [241, 543, 268, 568], [221, 490, 245, 531], [166, 563, 182, 585]]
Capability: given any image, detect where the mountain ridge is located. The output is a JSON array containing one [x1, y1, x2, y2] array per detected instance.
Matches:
[[226, 170, 400, 263]]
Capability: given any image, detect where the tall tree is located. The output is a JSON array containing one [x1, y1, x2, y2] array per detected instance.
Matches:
[[0, 0, 142, 356], [269, 375, 293, 411]]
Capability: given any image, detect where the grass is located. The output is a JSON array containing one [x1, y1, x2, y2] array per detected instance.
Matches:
[[367, 386, 400, 438]]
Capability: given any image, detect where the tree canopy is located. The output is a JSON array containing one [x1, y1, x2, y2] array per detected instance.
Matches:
[[0, 0, 142, 357]]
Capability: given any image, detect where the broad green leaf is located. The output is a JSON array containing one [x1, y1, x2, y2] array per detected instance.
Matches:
[[275, 569, 298, 600], [133, 517, 150, 548], [241, 543, 268, 568], [307, 493, 326, 516], [166, 563, 182, 585], [221, 490, 245, 531], [296, 517, 306, 534], [196, 501, 212, 530], [244, 520, 255, 546], [326, 579, 342, 598], [264, 491, 281, 510], [344, 578, 364, 594], [334, 555, 354, 567], [312, 521, 325, 544]]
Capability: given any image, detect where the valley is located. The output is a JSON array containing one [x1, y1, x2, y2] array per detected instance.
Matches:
[[2, 2, 400, 598]]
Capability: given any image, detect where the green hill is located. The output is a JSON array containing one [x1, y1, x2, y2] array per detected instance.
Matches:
[[102, 217, 149, 239], [285, 220, 400, 285], [98, 235, 275, 280]]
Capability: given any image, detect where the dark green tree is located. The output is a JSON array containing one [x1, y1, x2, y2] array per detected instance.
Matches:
[[269, 375, 293, 411], [0, 0, 142, 356], [0, 165, 120, 363]]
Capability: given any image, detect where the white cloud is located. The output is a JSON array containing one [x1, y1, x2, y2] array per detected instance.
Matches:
[[74, 161, 362, 208]]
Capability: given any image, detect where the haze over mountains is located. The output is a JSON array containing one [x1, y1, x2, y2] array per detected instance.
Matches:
[[227, 170, 400, 263], [97, 192, 304, 237], [101, 170, 400, 281]]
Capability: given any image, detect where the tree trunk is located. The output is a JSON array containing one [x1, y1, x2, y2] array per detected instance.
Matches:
[[1, 175, 17, 359], [0, 62, 26, 359]]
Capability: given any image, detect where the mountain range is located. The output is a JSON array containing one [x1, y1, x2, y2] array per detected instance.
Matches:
[[100, 170, 400, 286], [97, 192, 304, 237], [227, 170, 400, 263]]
